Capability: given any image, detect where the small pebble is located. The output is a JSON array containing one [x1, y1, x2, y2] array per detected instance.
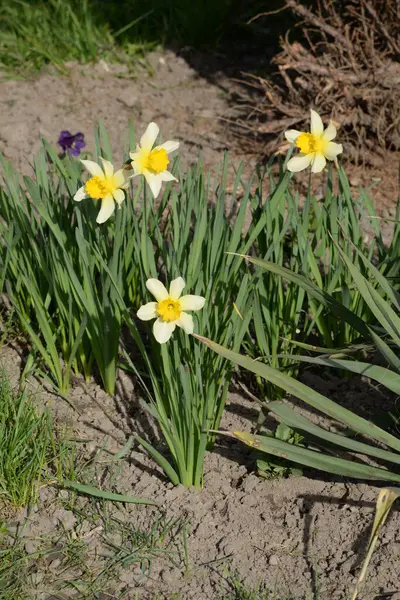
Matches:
[[24, 540, 38, 554], [269, 554, 279, 566]]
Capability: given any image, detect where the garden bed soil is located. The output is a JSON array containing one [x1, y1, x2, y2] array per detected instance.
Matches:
[[0, 49, 399, 223], [2, 343, 400, 600], [1, 49, 400, 600], [0, 51, 249, 177]]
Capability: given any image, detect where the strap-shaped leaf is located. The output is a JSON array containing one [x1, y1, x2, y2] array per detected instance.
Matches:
[[237, 255, 371, 338], [273, 355, 400, 395], [195, 335, 400, 453], [62, 480, 156, 505], [268, 401, 400, 466], [229, 431, 400, 483]]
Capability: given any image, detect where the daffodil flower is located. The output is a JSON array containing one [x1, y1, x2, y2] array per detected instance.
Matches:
[[137, 277, 205, 344], [74, 158, 129, 224], [129, 122, 179, 199], [285, 109, 343, 174]]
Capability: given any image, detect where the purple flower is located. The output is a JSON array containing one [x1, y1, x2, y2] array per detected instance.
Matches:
[[58, 130, 86, 157]]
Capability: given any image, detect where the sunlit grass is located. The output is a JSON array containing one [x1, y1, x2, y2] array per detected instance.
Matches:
[[0, 0, 265, 77], [0, 505, 185, 599], [0, 369, 56, 507], [0, 0, 114, 76]]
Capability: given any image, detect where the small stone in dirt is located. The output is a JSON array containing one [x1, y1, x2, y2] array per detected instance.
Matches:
[[48, 558, 61, 571], [52, 509, 76, 530], [198, 109, 215, 119], [107, 532, 123, 547], [340, 555, 356, 574], [118, 89, 139, 110], [44, 546, 64, 565], [241, 474, 259, 494], [220, 483, 233, 496], [160, 568, 178, 585], [195, 520, 214, 538], [241, 494, 258, 508], [269, 554, 279, 566], [24, 539, 38, 554], [30, 571, 44, 585], [118, 569, 136, 585]]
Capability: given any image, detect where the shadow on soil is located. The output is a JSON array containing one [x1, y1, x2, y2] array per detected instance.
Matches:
[[300, 492, 400, 599]]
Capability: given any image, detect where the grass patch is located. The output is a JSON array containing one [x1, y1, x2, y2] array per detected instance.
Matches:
[[0, 0, 114, 76], [0, 0, 267, 76], [221, 568, 295, 599], [0, 0, 156, 77], [0, 498, 185, 599], [0, 369, 58, 507]]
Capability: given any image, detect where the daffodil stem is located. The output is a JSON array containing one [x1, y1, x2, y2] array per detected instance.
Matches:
[[143, 182, 148, 229], [303, 170, 312, 228]]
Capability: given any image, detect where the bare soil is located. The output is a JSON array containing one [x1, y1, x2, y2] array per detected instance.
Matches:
[[1, 50, 400, 600], [0, 51, 252, 177], [2, 341, 400, 600], [0, 48, 398, 218]]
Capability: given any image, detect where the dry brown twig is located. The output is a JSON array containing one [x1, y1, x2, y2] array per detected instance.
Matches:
[[240, 0, 400, 163]]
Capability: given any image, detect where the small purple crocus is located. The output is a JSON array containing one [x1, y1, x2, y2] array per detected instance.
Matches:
[[58, 130, 86, 157]]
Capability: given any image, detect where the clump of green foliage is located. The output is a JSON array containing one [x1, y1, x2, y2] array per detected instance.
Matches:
[[0, 369, 54, 506], [0, 0, 266, 76]]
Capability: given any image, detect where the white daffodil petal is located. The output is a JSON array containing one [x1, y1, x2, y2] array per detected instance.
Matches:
[[311, 153, 327, 173], [137, 302, 158, 321], [169, 277, 185, 299], [81, 159, 104, 178], [96, 194, 115, 224], [286, 154, 313, 173], [310, 109, 324, 136], [324, 142, 343, 160], [144, 171, 162, 199], [114, 169, 129, 189], [322, 121, 337, 141], [160, 171, 177, 182], [284, 129, 303, 143], [112, 188, 125, 206], [146, 279, 169, 301], [176, 312, 194, 334], [155, 140, 179, 154], [100, 157, 114, 178], [179, 295, 206, 311], [140, 122, 159, 150], [153, 318, 175, 344], [74, 185, 88, 202], [130, 159, 140, 175]]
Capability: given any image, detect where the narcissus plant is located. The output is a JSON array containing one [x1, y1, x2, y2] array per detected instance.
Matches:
[[137, 276, 205, 343], [285, 109, 343, 173], [129, 122, 179, 198], [74, 158, 129, 224]]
